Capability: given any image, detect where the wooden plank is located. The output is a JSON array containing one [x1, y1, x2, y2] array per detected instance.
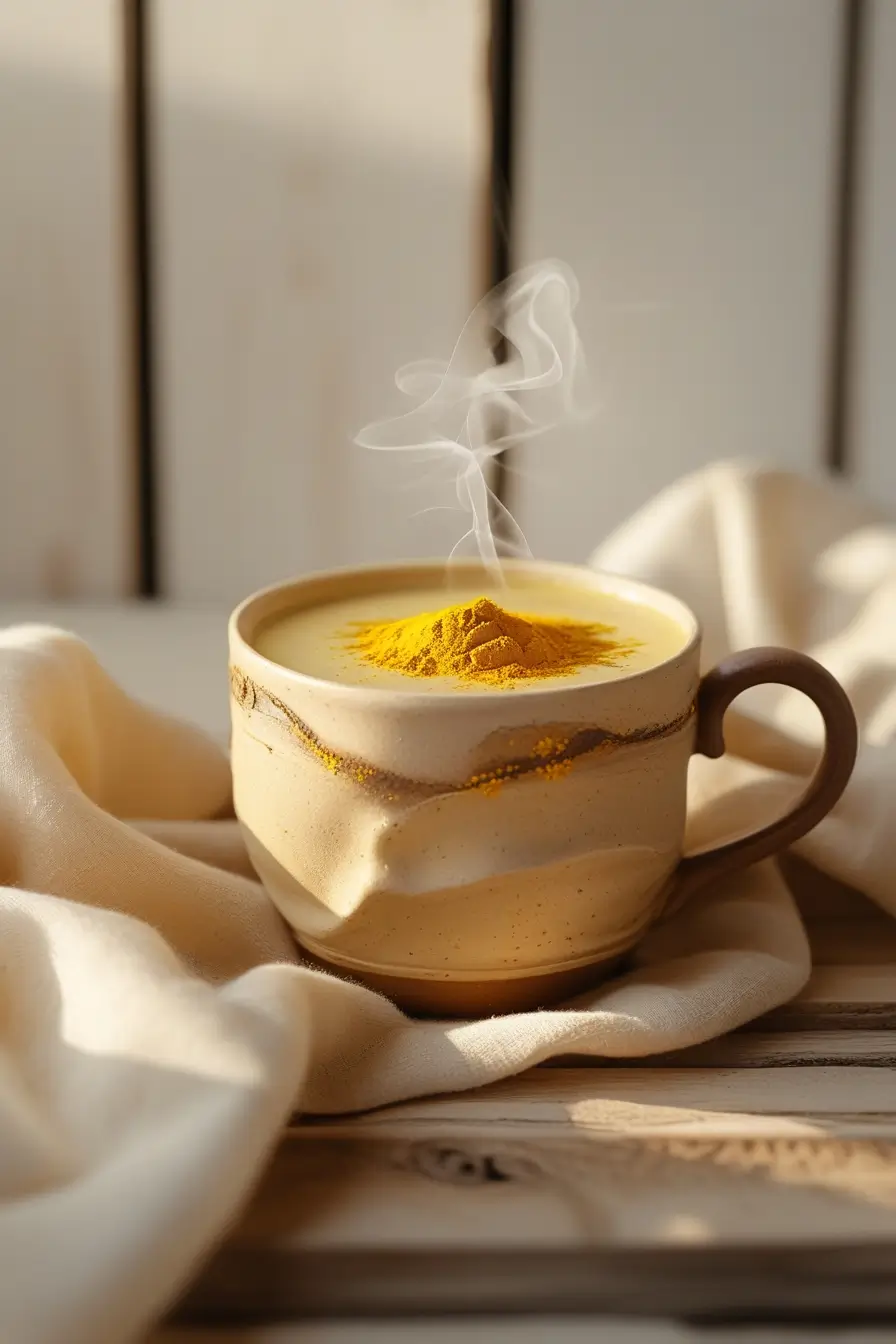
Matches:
[[512, 0, 841, 560], [175, 1241, 896, 1323], [297, 1067, 896, 1139], [0, 3, 133, 597], [153, 0, 488, 601], [761, 965, 896, 1030], [851, 1, 896, 506], [157, 1324, 896, 1343], [640, 1030, 896, 1069], [171, 1069, 896, 1322]]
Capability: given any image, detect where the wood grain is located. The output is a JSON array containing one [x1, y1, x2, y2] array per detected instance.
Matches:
[[157, 1324, 896, 1342], [640, 1030, 896, 1068], [302, 1066, 896, 1136], [175, 1241, 896, 1323], [0, 2, 132, 597], [761, 965, 896, 1030], [168, 1061, 896, 1321], [512, 0, 841, 561]]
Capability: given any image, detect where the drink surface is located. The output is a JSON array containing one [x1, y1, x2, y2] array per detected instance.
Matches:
[[254, 577, 688, 692]]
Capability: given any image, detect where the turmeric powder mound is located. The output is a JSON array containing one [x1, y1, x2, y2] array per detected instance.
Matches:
[[345, 596, 638, 688]]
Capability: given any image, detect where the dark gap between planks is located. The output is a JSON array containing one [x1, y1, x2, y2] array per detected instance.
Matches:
[[123, 0, 160, 597], [487, 0, 517, 524]]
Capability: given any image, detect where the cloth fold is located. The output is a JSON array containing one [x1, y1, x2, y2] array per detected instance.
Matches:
[[0, 462, 890, 1343]]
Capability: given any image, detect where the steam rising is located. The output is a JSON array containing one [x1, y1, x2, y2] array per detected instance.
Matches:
[[355, 260, 589, 579]]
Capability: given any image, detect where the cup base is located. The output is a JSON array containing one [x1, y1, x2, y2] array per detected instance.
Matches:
[[298, 944, 626, 1017]]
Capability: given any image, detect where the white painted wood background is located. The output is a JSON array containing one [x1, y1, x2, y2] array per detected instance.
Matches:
[[0, 1, 132, 597], [0, 0, 892, 599], [851, 0, 896, 504], [154, 0, 488, 602], [514, 0, 842, 560]]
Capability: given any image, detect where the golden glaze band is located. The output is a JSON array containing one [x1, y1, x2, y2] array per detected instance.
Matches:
[[230, 665, 696, 802]]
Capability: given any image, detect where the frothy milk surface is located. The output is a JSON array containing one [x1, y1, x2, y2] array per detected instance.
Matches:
[[254, 578, 688, 692]]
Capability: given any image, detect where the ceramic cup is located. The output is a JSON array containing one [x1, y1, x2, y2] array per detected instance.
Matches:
[[229, 560, 857, 1016]]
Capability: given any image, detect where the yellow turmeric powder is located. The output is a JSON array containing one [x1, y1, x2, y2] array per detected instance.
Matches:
[[345, 596, 637, 688]]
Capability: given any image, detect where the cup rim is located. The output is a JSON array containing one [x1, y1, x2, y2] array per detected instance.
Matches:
[[229, 558, 701, 705]]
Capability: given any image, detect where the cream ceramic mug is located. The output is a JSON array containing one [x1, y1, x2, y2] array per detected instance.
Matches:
[[229, 560, 857, 1016]]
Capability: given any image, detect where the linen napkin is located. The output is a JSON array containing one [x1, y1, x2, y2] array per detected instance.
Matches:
[[0, 460, 888, 1344]]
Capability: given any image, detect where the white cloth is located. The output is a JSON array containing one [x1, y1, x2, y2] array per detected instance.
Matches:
[[0, 461, 889, 1343]]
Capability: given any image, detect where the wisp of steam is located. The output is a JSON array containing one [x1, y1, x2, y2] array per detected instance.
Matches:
[[355, 260, 590, 580]]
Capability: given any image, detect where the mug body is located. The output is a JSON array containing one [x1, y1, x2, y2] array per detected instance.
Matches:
[[229, 560, 700, 1015]]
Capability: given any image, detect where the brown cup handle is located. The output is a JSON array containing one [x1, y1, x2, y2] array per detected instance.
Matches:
[[676, 647, 858, 897]]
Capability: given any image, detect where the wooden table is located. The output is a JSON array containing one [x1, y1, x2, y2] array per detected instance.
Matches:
[[155, 860, 896, 1340], [4, 607, 895, 1342]]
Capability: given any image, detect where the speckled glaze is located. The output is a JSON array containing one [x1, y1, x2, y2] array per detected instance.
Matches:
[[229, 561, 702, 1014]]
